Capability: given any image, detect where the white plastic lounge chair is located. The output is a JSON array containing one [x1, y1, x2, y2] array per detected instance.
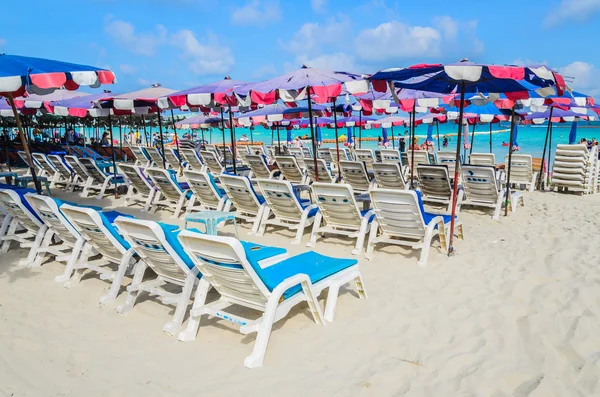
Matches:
[[18, 150, 43, 176], [308, 183, 375, 255], [274, 155, 308, 185], [329, 147, 351, 162], [256, 179, 318, 244], [249, 145, 267, 157], [287, 147, 308, 168], [469, 152, 496, 166], [60, 204, 139, 303], [32, 153, 63, 187], [366, 189, 463, 266], [237, 146, 250, 166], [505, 154, 538, 192], [219, 173, 268, 234], [0, 187, 48, 265], [379, 149, 402, 163], [0, 204, 11, 241], [78, 157, 125, 199], [246, 154, 278, 180], [406, 150, 431, 180], [177, 231, 366, 368], [145, 168, 192, 218], [416, 164, 462, 212], [305, 158, 336, 183], [184, 170, 231, 213], [179, 148, 206, 171], [119, 164, 159, 211], [130, 146, 152, 167], [113, 217, 201, 335], [355, 149, 375, 172], [63, 154, 90, 187], [24, 194, 92, 279], [204, 144, 222, 161], [436, 151, 460, 179], [164, 147, 183, 170], [200, 150, 226, 174], [339, 160, 375, 193], [47, 154, 80, 191], [317, 148, 333, 163], [551, 144, 595, 194], [372, 162, 408, 190], [461, 165, 524, 220], [146, 147, 168, 168]]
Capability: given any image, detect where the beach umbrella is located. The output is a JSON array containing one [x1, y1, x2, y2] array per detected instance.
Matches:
[[370, 60, 566, 253], [175, 114, 222, 129], [569, 121, 578, 144], [235, 66, 368, 180], [0, 54, 115, 192]]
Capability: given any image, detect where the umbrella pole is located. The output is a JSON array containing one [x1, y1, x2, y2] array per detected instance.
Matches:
[[504, 106, 517, 217], [489, 122, 493, 153], [332, 97, 341, 179], [307, 86, 319, 181], [227, 104, 237, 175], [170, 109, 183, 174], [1, 117, 10, 172], [156, 111, 167, 169], [391, 125, 395, 149], [276, 126, 281, 154], [219, 108, 227, 167], [107, 113, 119, 198], [537, 107, 554, 190], [250, 126, 254, 145], [410, 104, 416, 189], [142, 115, 148, 146], [64, 116, 69, 153], [359, 109, 363, 149], [547, 119, 554, 186], [7, 94, 40, 193], [436, 120, 441, 152], [448, 82, 466, 255], [119, 118, 123, 160], [469, 123, 476, 159]]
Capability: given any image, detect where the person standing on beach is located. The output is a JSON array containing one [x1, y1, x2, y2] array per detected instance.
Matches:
[[399, 135, 406, 152], [443, 137, 448, 148]]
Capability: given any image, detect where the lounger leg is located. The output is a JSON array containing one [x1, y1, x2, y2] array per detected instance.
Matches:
[[352, 218, 370, 255], [164, 272, 197, 336], [257, 207, 271, 236], [99, 249, 136, 305], [31, 228, 56, 267], [178, 278, 211, 342], [185, 195, 196, 214], [293, 213, 309, 245], [244, 297, 279, 368], [250, 206, 265, 235], [64, 243, 93, 288], [23, 226, 48, 266], [173, 195, 186, 218], [365, 220, 379, 260], [55, 238, 84, 283], [117, 261, 148, 315], [1, 219, 19, 253], [144, 190, 156, 212], [417, 230, 436, 268], [306, 212, 322, 247], [98, 178, 111, 200], [492, 193, 504, 220], [0, 215, 13, 239]]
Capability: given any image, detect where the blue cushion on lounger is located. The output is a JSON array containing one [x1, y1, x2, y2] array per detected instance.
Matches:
[[248, 251, 357, 299], [54, 198, 102, 212], [240, 241, 287, 264], [11, 188, 43, 222], [157, 222, 195, 270], [360, 209, 376, 223], [98, 211, 132, 250], [415, 191, 453, 228], [206, 172, 225, 198]]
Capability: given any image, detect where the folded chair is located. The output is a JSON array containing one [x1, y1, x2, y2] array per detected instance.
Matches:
[[219, 173, 268, 234], [246, 154, 278, 180], [47, 154, 80, 191], [461, 165, 524, 220], [305, 158, 336, 183], [145, 168, 192, 218], [78, 157, 125, 199], [129, 146, 152, 167], [339, 160, 375, 193], [177, 231, 367, 368], [184, 170, 231, 213], [180, 148, 206, 171], [0, 187, 47, 265], [416, 164, 462, 212], [274, 155, 308, 185], [366, 189, 464, 266], [355, 149, 375, 172], [505, 154, 538, 192], [119, 164, 159, 211], [308, 183, 375, 255], [60, 204, 139, 304], [372, 162, 408, 190], [113, 218, 201, 335], [256, 179, 318, 244]]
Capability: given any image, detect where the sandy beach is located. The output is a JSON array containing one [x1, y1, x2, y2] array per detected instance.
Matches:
[[0, 186, 599, 397]]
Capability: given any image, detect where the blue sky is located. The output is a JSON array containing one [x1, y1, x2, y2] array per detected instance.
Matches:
[[2, 0, 600, 96]]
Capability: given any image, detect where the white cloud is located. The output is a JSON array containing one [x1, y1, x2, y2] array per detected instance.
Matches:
[[171, 30, 235, 75], [280, 16, 350, 56], [546, 0, 600, 26], [434, 16, 458, 40], [559, 61, 600, 95], [104, 16, 167, 56], [251, 63, 278, 79], [0, 38, 7, 48], [231, 0, 281, 26], [119, 64, 137, 75], [355, 21, 442, 60], [311, 0, 327, 12], [137, 78, 151, 86], [296, 52, 363, 73]]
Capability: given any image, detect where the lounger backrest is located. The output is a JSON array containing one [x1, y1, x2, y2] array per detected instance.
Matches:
[[469, 153, 496, 166], [215, 145, 231, 160], [220, 174, 263, 215], [246, 154, 272, 179], [118, 164, 153, 195], [461, 165, 500, 204], [144, 147, 164, 168], [204, 144, 221, 160], [311, 182, 362, 229], [339, 160, 371, 192], [32, 153, 56, 176], [355, 149, 375, 171], [60, 204, 128, 263], [78, 158, 109, 184], [369, 189, 426, 239], [287, 147, 306, 168], [237, 147, 250, 166], [380, 149, 401, 163], [416, 165, 452, 200], [505, 154, 533, 182], [129, 146, 148, 164], [305, 158, 335, 183], [249, 145, 266, 157], [183, 170, 223, 210], [274, 155, 305, 184], [257, 179, 305, 221], [436, 151, 459, 175], [47, 155, 73, 179], [25, 194, 80, 245], [329, 147, 350, 161], [317, 148, 333, 162], [180, 148, 204, 170], [199, 150, 224, 174], [0, 188, 43, 230], [372, 162, 406, 189], [64, 155, 90, 180], [407, 150, 430, 167], [146, 168, 185, 202], [164, 148, 182, 170], [114, 217, 192, 284], [18, 150, 36, 168], [178, 231, 271, 309]]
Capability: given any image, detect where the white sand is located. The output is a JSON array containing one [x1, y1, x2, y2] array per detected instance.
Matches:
[[1, 188, 600, 396]]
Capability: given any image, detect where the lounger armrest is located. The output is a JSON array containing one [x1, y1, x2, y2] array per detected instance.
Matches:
[[267, 273, 325, 326]]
